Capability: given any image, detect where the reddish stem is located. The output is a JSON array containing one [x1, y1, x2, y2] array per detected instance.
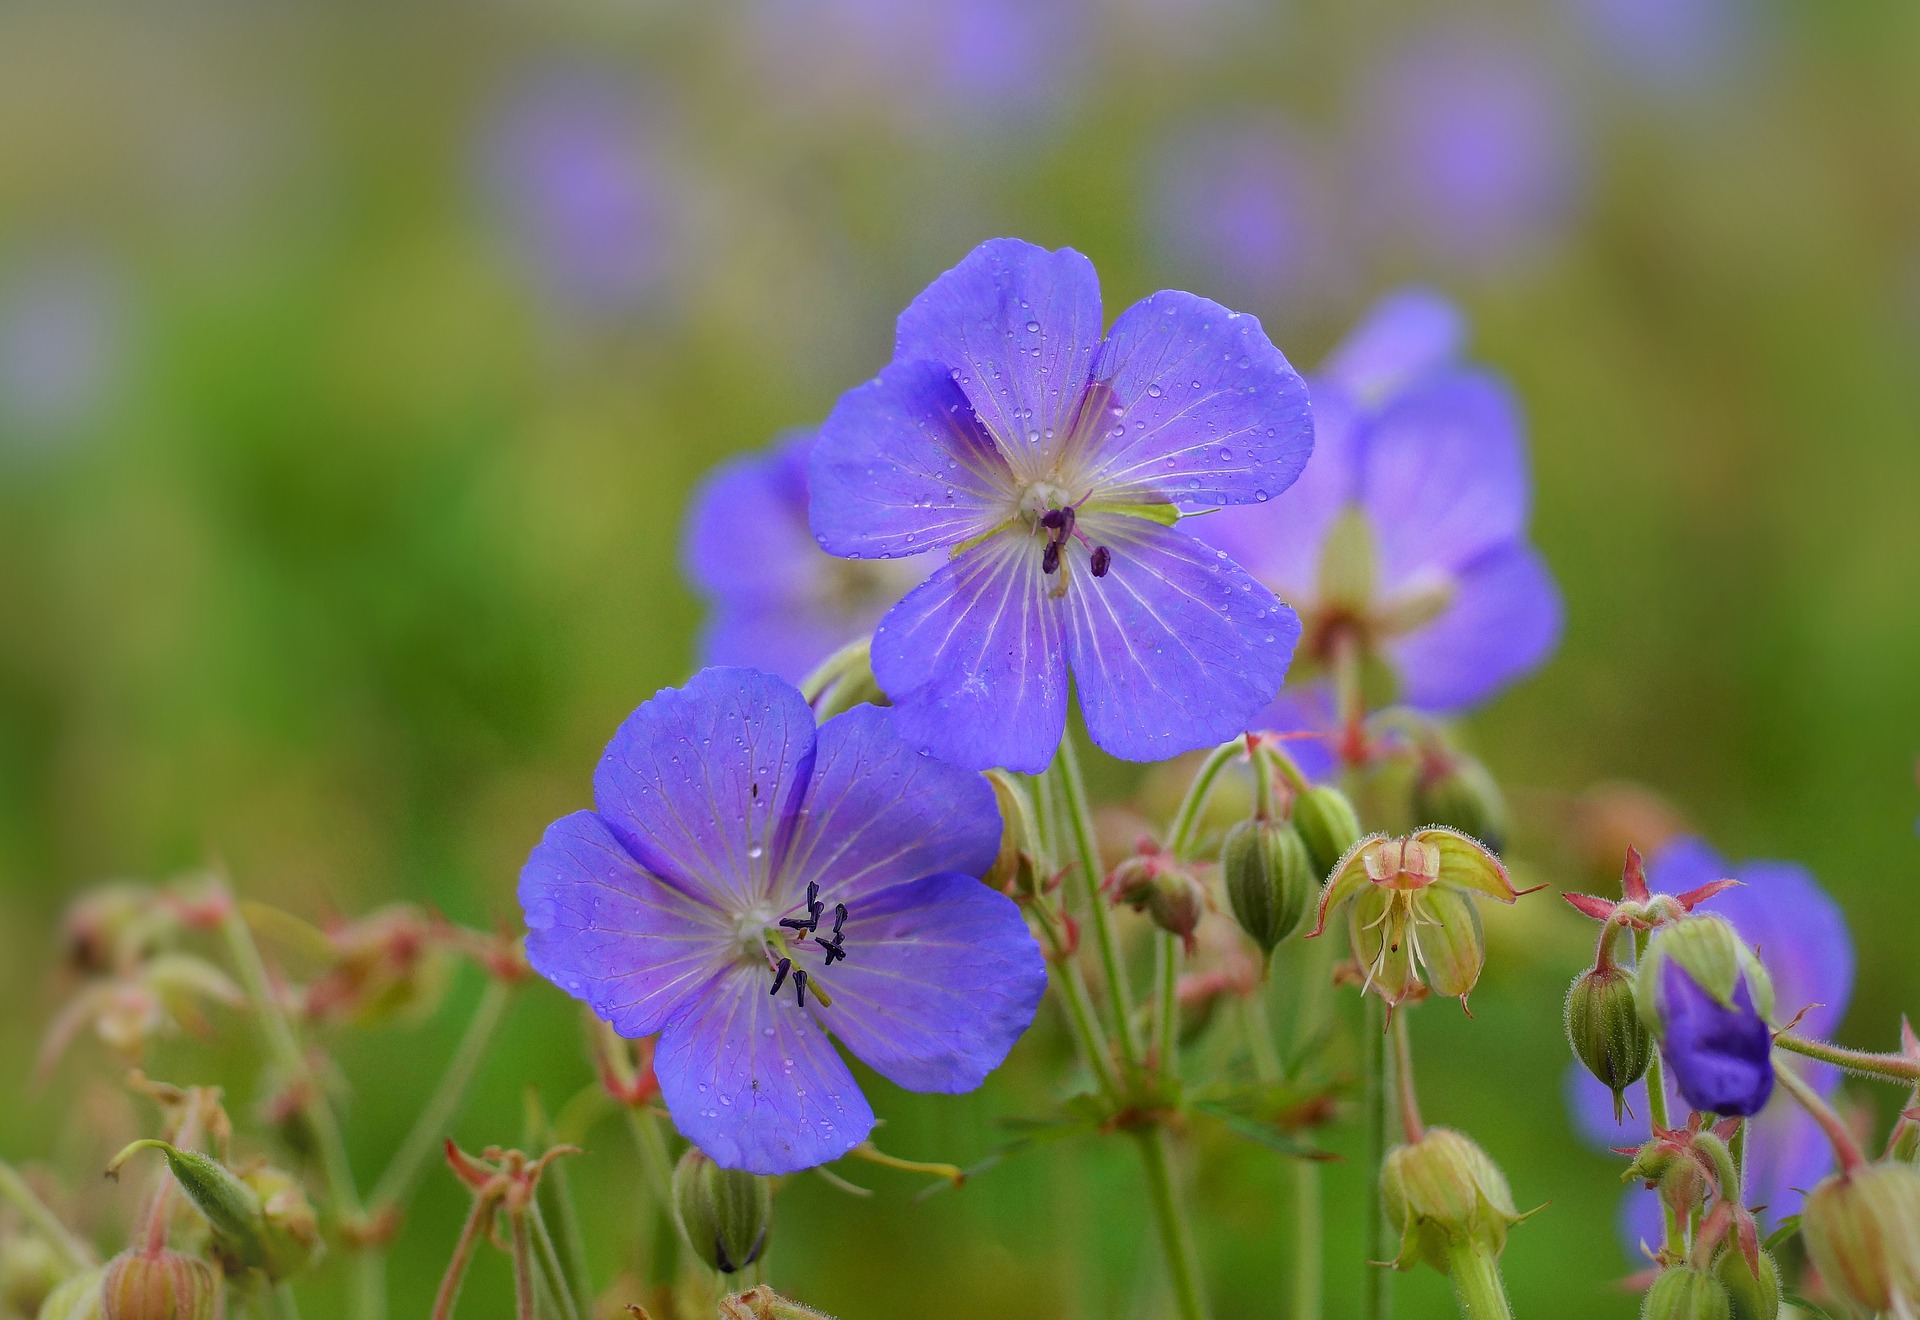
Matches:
[[1772, 1053, 1866, 1175]]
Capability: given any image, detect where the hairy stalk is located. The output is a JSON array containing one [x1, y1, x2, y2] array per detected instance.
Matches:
[[371, 978, 514, 1212], [1393, 1012, 1424, 1144], [1631, 926, 1684, 1258], [0, 1158, 96, 1270], [431, 1193, 496, 1320], [510, 1209, 538, 1320], [1443, 1242, 1513, 1320], [1773, 1053, 1867, 1174], [1135, 1127, 1210, 1320], [1164, 739, 1245, 859], [1243, 988, 1283, 1086], [529, 1198, 585, 1320], [1054, 736, 1142, 1070], [1245, 980, 1321, 1320], [541, 1144, 594, 1312], [1774, 1031, 1920, 1084], [1728, 1121, 1746, 1197], [1362, 994, 1392, 1320]]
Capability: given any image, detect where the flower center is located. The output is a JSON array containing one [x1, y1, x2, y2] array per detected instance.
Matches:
[[1014, 485, 1115, 591], [750, 881, 851, 1009]]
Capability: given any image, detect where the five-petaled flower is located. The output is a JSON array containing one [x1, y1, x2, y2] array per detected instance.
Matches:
[[519, 667, 1046, 1174], [809, 237, 1314, 773]]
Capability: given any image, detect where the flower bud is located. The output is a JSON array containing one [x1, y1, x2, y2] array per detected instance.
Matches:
[[1636, 917, 1776, 1116], [981, 772, 1038, 898], [1107, 857, 1204, 950], [1, 1233, 66, 1316], [672, 1150, 772, 1275], [1713, 1246, 1781, 1320], [302, 905, 453, 1027], [1413, 752, 1510, 854], [36, 1268, 104, 1320], [1292, 785, 1362, 880], [1380, 1128, 1522, 1272], [108, 1143, 268, 1277], [1220, 817, 1314, 958], [1565, 964, 1653, 1121], [241, 1167, 324, 1282], [1639, 1265, 1731, 1320], [1800, 1162, 1920, 1316], [800, 637, 885, 722], [100, 1251, 217, 1320], [62, 885, 176, 975]]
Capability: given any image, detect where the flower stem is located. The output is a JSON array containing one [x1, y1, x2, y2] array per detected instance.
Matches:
[[1362, 993, 1392, 1320], [1443, 1242, 1513, 1320], [1153, 934, 1180, 1080], [1165, 739, 1245, 858], [1772, 1052, 1867, 1175], [274, 1283, 304, 1320], [1292, 1158, 1324, 1320], [370, 978, 514, 1212], [1393, 1012, 1424, 1145], [848, 1142, 964, 1188], [529, 1198, 585, 1320], [510, 1208, 538, 1320], [1243, 988, 1282, 1086], [1633, 926, 1683, 1258], [1055, 735, 1142, 1070], [1728, 1120, 1746, 1197], [1134, 1127, 1210, 1320], [1774, 1031, 1920, 1084], [431, 1192, 497, 1320], [0, 1158, 96, 1271]]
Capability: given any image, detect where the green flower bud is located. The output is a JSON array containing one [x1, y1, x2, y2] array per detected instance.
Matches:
[[100, 1252, 217, 1320], [1380, 1128, 1523, 1273], [36, 1268, 104, 1320], [1565, 964, 1653, 1121], [1801, 1162, 1920, 1316], [673, 1150, 772, 1275], [1634, 915, 1775, 1035], [107, 1143, 267, 1277], [1640, 1265, 1731, 1320], [1713, 1246, 1781, 1320], [1292, 785, 1363, 880], [1415, 885, 1485, 1001], [240, 1167, 324, 1282], [1220, 817, 1314, 958], [2, 1234, 67, 1317], [1413, 753, 1510, 854]]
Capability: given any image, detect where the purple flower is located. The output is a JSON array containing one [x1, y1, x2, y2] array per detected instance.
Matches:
[[809, 238, 1312, 774], [1354, 29, 1582, 266], [1656, 959, 1773, 1116], [1565, 836, 1855, 1244], [1561, 0, 1748, 90], [683, 431, 936, 684], [519, 667, 1046, 1173], [1199, 290, 1562, 733], [478, 65, 675, 316]]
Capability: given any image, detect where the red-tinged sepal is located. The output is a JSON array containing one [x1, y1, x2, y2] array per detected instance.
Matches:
[[1622, 846, 1651, 904], [1564, 892, 1624, 923], [1673, 878, 1741, 912]]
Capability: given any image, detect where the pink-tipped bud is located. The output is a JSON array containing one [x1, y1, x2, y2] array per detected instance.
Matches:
[[1107, 857, 1204, 949], [1801, 1162, 1920, 1316], [101, 1251, 217, 1320]]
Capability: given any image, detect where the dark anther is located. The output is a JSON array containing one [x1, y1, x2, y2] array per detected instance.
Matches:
[[769, 958, 792, 996], [821, 940, 846, 966], [1040, 508, 1066, 531], [1090, 545, 1112, 577], [779, 881, 824, 935], [793, 969, 809, 1008], [831, 904, 848, 937], [1042, 541, 1061, 575]]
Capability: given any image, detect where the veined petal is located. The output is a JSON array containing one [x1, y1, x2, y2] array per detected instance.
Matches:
[[870, 534, 1069, 774], [807, 873, 1046, 1092], [653, 964, 874, 1174], [779, 705, 1001, 907], [1086, 290, 1313, 508], [810, 360, 1015, 558], [1320, 287, 1464, 411], [1360, 369, 1529, 588], [1061, 515, 1299, 763], [893, 238, 1102, 480], [1388, 542, 1562, 712], [682, 430, 819, 607], [519, 812, 731, 1039], [1246, 682, 1340, 782], [594, 668, 818, 910]]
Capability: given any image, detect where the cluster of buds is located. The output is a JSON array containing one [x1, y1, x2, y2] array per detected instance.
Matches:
[[1104, 841, 1205, 952], [671, 1150, 774, 1275], [1309, 828, 1532, 1014]]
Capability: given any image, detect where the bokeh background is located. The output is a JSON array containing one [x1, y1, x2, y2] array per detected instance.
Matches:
[[4, 1, 1919, 1316]]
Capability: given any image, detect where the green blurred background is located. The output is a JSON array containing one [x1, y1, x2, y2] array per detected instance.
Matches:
[[3, 1, 1918, 1316]]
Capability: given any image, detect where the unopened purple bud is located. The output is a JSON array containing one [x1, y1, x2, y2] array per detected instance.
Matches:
[[1656, 962, 1773, 1117]]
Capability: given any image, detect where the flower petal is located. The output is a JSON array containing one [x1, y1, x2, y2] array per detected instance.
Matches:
[[1193, 383, 1362, 605], [1246, 682, 1340, 782], [593, 668, 818, 910], [682, 431, 819, 607], [1061, 515, 1299, 763], [779, 705, 1001, 906], [1086, 291, 1313, 508], [806, 873, 1046, 1092], [653, 964, 875, 1174], [810, 359, 1014, 558], [893, 238, 1102, 477], [1387, 542, 1563, 711], [1359, 369, 1529, 588], [1319, 287, 1464, 411], [519, 811, 731, 1038], [1658, 963, 1774, 1117], [870, 534, 1069, 774]]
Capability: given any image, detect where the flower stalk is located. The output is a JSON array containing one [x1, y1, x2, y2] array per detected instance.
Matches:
[[1054, 735, 1143, 1069], [1772, 1053, 1866, 1175], [1362, 992, 1392, 1320], [0, 1157, 96, 1272], [1443, 1241, 1514, 1320], [1774, 1031, 1920, 1085]]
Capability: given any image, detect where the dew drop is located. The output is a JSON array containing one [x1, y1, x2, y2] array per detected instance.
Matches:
[[1146, 383, 1162, 398], [747, 844, 764, 860], [1255, 489, 1269, 502], [1025, 320, 1040, 333]]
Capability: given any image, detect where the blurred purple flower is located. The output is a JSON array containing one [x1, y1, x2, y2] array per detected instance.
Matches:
[[1562, 0, 1747, 90], [520, 667, 1046, 1173], [1199, 289, 1562, 750], [1150, 118, 1342, 308], [0, 251, 127, 450], [683, 431, 936, 685], [1655, 960, 1774, 1116], [810, 238, 1311, 773], [1355, 30, 1583, 266], [478, 66, 675, 316], [1565, 836, 1855, 1246]]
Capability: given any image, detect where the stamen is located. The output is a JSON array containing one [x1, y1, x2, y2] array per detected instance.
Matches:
[[831, 904, 848, 937], [793, 969, 809, 1008], [821, 940, 846, 966], [768, 958, 791, 996], [1042, 541, 1061, 575], [1090, 546, 1112, 578], [1041, 508, 1066, 531]]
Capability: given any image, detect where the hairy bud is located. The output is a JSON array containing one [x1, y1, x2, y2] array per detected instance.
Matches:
[[100, 1251, 217, 1320], [1380, 1128, 1523, 1272], [1639, 1265, 1731, 1320], [672, 1150, 773, 1275], [1220, 817, 1314, 958], [1713, 1246, 1781, 1320], [1801, 1162, 1920, 1316], [1291, 785, 1362, 879], [107, 1142, 311, 1281], [241, 1166, 325, 1282], [1565, 964, 1653, 1121], [1412, 752, 1510, 854]]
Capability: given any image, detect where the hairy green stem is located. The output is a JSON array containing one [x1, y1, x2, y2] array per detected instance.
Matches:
[[510, 1209, 538, 1320], [431, 1193, 495, 1320], [0, 1157, 96, 1270], [1773, 1052, 1867, 1174], [1292, 1159, 1324, 1320], [529, 1199, 585, 1320], [1165, 739, 1245, 858], [1444, 1242, 1513, 1320], [1135, 1127, 1210, 1320], [1774, 1031, 1920, 1084], [1054, 736, 1142, 1070], [1631, 927, 1683, 1257], [540, 1142, 594, 1311], [1242, 989, 1282, 1086], [370, 978, 514, 1211], [1362, 994, 1392, 1320], [1154, 934, 1180, 1080]]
